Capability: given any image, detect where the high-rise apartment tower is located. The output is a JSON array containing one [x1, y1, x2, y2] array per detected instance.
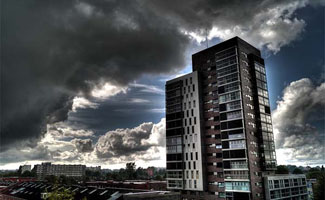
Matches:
[[165, 37, 276, 200]]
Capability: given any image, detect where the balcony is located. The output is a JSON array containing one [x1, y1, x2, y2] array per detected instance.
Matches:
[[228, 134, 245, 140], [225, 181, 250, 192], [224, 174, 249, 180], [230, 164, 248, 170]]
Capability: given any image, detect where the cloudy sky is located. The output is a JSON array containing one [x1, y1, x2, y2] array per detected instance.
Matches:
[[1, 0, 324, 169]]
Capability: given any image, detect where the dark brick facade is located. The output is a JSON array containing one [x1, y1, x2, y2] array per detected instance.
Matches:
[[167, 37, 276, 200]]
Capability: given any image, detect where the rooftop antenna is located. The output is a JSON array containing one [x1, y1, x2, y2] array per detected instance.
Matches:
[[205, 27, 209, 48]]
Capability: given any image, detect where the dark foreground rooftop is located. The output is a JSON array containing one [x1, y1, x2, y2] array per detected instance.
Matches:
[[0, 181, 180, 200]]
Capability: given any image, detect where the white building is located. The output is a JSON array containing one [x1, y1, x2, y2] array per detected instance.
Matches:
[[264, 174, 308, 200], [166, 71, 205, 192], [34, 162, 86, 179]]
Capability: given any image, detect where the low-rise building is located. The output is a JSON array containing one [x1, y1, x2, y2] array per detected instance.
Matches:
[[33, 162, 86, 179], [264, 174, 308, 200]]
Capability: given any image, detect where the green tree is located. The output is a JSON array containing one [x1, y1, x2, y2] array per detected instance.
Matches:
[[1, 170, 19, 177], [45, 188, 74, 200], [307, 168, 322, 179], [20, 170, 36, 177], [154, 175, 163, 181], [292, 168, 303, 174], [126, 162, 136, 180], [313, 172, 325, 200], [276, 165, 289, 174], [45, 175, 58, 184]]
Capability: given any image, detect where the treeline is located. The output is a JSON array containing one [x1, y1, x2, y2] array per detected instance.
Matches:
[[85, 162, 166, 181]]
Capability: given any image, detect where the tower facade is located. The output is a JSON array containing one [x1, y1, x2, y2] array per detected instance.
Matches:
[[166, 37, 276, 200]]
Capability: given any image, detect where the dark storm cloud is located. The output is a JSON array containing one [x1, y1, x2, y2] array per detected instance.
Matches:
[[1, 0, 188, 151], [1, 0, 319, 152], [273, 78, 325, 164]]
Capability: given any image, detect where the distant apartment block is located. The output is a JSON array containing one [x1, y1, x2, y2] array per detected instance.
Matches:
[[19, 165, 31, 174], [34, 162, 86, 179], [264, 174, 308, 200], [165, 37, 279, 200]]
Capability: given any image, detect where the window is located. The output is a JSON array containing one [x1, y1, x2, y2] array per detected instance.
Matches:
[[226, 111, 242, 120], [166, 137, 182, 145], [256, 71, 266, 82], [193, 100, 196, 108], [225, 182, 250, 192], [254, 62, 265, 74], [218, 73, 239, 85], [217, 64, 238, 77], [230, 161, 247, 169], [259, 96, 270, 106], [216, 55, 237, 68], [258, 88, 268, 98], [218, 82, 240, 94], [229, 140, 246, 149], [193, 84, 195, 92], [219, 91, 240, 103], [257, 79, 267, 89], [221, 120, 243, 130], [220, 101, 241, 111], [215, 47, 236, 60], [195, 152, 198, 160], [167, 145, 182, 153]]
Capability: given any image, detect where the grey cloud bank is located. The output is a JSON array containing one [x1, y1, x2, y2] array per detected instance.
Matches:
[[273, 78, 325, 165], [1, 0, 323, 166]]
